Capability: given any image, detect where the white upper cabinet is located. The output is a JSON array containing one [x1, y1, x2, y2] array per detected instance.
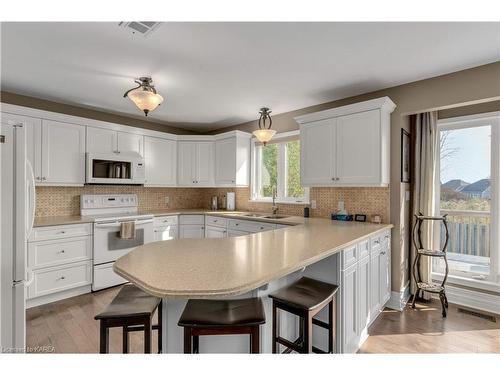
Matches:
[[86, 127, 144, 156], [86, 127, 116, 154], [296, 97, 395, 187], [144, 136, 177, 186], [177, 141, 214, 186], [41, 120, 86, 185], [117, 132, 144, 156], [214, 131, 251, 186]]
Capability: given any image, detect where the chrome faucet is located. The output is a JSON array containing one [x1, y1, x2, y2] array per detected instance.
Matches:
[[272, 186, 279, 215]]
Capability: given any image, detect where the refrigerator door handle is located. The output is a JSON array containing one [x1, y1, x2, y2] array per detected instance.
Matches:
[[26, 160, 36, 239]]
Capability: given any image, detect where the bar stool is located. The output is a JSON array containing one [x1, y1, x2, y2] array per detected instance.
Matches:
[[94, 284, 162, 354], [178, 298, 265, 353], [269, 277, 338, 354]]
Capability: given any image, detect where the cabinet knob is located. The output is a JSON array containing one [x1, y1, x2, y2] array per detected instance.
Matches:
[[60, 231, 66, 234], [59, 250, 65, 254], [59, 276, 66, 280], [332, 177, 335, 181], [42, 177, 47, 181]]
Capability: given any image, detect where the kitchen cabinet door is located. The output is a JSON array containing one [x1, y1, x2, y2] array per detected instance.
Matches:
[[154, 225, 178, 241], [227, 229, 248, 237], [145, 136, 177, 186], [336, 110, 381, 185], [300, 119, 336, 186], [341, 263, 359, 353], [178, 142, 197, 186], [215, 137, 236, 185], [380, 245, 391, 306], [369, 247, 383, 322], [117, 131, 144, 156], [179, 224, 205, 239], [86, 127, 117, 154], [196, 142, 214, 186], [205, 226, 227, 238], [358, 255, 371, 339], [41, 120, 85, 185]]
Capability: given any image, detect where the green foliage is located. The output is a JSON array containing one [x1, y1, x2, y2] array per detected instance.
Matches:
[[261, 144, 277, 197], [286, 141, 305, 198]]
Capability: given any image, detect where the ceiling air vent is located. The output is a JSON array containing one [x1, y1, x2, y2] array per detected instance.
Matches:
[[118, 22, 161, 37]]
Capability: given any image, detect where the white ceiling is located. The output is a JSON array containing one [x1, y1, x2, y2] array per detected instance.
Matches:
[[1, 22, 499, 131]]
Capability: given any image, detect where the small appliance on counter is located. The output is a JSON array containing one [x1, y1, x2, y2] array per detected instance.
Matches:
[[226, 192, 235, 211], [211, 196, 218, 211]]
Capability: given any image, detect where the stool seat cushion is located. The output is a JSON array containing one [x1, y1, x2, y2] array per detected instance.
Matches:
[[178, 298, 265, 328], [269, 277, 339, 310], [94, 284, 161, 320]]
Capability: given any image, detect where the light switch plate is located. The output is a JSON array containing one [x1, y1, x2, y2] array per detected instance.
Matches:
[[311, 200, 317, 209], [164, 196, 170, 205]]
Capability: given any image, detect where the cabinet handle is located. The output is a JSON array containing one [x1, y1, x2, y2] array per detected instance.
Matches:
[[59, 231, 66, 234], [42, 177, 47, 181], [332, 177, 335, 181], [59, 250, 65, 254], [235, 223, 239, 226], [59, 276, 66, 280], [380, 251, 386, 255]]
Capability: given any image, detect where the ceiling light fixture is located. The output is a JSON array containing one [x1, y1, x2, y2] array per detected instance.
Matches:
[[123, 76, 163, 116], [253, 107, 276, 145]]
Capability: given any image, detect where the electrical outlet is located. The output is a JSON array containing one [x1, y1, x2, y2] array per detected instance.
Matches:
[[164, 196, 170, 205], [311, 200, 317, 209]]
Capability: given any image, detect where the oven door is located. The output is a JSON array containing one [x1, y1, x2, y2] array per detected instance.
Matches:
[[93, 218, 154, 265]]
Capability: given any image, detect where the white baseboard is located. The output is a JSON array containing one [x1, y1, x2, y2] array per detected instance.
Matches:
[[439, 285, 500, 315], [26, 285, 91, 309], [386, 284, 410, 311]]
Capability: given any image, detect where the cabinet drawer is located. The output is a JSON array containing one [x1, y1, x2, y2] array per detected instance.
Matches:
[[228, 219, 276, 233], [30, 223, 92, 242], [371, 234, 383, 253], [205, 216, 228, 228], [227, 229, 249, 237], [341, 244, 358, 270], [154, 215, 178, 227], [28, 236, 91, 269], [179, 214, 205, 225], [28, 261, 92, 299], [357, 239, 370, 260]]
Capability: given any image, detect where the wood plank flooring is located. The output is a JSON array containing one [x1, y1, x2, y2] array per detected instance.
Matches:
[[27, 287, 500, 353]]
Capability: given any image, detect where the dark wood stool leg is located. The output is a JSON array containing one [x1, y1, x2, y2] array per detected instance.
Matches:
[[272, 301, 279, 354], [193, 335, 200, 354], [328, 297, 335, 353], [122, 326, 129, 354], [184, 327, 192, 354], [302, 311, 313, 354], [157, 302, 163, 353], [144, 316, 152, 353], [99, 320, 109, 354], [250, 326, 260, 354]]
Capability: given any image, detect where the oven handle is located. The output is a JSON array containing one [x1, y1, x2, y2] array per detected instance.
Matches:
[[95, 219, 154, 228]]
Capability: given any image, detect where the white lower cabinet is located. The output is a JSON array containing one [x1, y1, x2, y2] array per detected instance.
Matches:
[[27, 223, 93, 306], [227, 229, 249, 237], [205, 226, 227, 238], [340, 229, 391, 353], [154, 225, 178, 241], [179, 225, 205, 238]]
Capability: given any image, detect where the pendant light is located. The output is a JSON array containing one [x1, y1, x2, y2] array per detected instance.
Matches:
[[123, 76, 163, 116], [253, 107, 276, 145]]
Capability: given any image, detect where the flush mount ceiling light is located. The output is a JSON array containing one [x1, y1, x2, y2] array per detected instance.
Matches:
[[123, 76, 163, 116], [253, 107, 276, 145]]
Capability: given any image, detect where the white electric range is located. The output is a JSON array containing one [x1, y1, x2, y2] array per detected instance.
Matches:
[[81, 194, 154, 291]]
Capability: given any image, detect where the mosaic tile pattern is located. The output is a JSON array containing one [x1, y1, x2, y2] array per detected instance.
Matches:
[[36, 186, 390, 223]]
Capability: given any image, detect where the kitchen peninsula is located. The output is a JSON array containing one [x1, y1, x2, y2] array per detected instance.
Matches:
[[113, 213, 393, 353]]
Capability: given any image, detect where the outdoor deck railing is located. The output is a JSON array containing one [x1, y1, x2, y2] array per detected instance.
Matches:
[[440, 209, 490, 258]]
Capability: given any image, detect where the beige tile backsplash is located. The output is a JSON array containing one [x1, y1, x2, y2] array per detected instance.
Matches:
[[36, 186, 390, 223]]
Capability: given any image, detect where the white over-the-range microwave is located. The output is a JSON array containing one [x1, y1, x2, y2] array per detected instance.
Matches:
[[86, 153, 146, 184]]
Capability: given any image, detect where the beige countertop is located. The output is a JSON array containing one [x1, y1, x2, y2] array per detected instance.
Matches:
[[34, 209, 307, 227], [113, 217, 393, 299]]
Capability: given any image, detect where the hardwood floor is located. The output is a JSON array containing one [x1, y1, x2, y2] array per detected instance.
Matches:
[[26, 286, 159, 354], [27, 288, 500, 353], [360, 299, 500, 353]]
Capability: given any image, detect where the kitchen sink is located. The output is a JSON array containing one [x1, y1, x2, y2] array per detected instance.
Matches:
[[262, 215, 290, 219], [241, 213, 266, 217]]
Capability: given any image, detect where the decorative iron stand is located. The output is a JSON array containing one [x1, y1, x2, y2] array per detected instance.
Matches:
[[411, 213, 450, 317]]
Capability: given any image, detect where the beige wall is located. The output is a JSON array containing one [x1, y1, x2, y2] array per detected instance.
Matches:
[[209, 61, 500, 294], [0, 91, 198, 135]]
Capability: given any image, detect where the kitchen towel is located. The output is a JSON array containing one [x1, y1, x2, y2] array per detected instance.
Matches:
[[120, 221, 136, 240]]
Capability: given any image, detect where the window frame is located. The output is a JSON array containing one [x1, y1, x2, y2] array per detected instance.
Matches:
[[432, 111, 500, 291], [250, 130, 310, 204]]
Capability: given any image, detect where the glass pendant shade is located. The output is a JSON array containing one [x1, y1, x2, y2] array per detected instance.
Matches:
[[254, 107, 275, 145], [253, 128, 276, 144], [127, 89, 163, 116], [124, 77, 163, 116]]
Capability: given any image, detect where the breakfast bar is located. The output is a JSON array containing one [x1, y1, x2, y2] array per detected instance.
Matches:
[[113, 215, 393, 353]]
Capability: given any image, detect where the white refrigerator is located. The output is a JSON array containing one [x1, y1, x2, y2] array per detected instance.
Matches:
[[0, 114, 36, 351]]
